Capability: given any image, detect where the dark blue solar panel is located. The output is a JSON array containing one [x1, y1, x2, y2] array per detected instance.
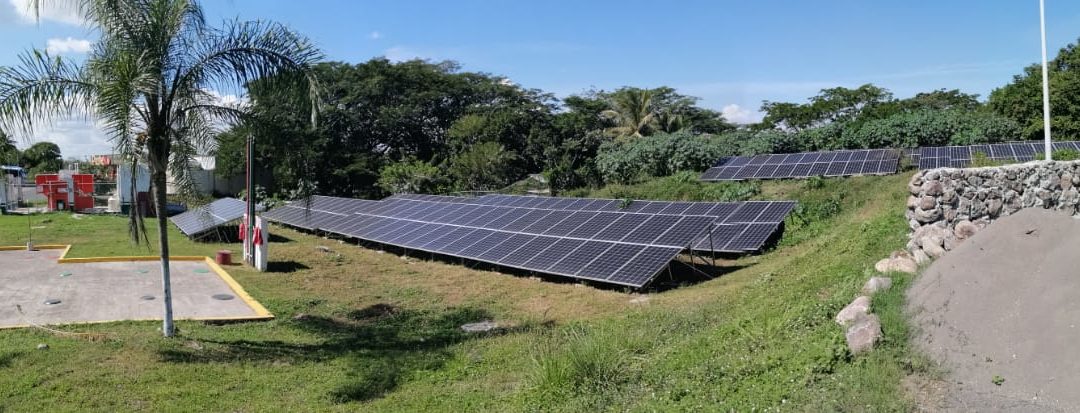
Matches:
[[497, 236, 552, 267], [606, 246, 680, 286], [476, 233, 536, 262], [441, 228, 493, 254], [547, 242, 611, 274], [522, 238, 585, 270], [727, 203, 765, 223], [594, 214, 649, 242], [621, 215, 681, 244], [543, 211, 597, 236], [458, 231, 512, 257], [578, 243, 642, 280], [755, 164, 779, 178], [501, 209, 555, 232], [520, 210, 573, 233], [653, 216, 710, 246]]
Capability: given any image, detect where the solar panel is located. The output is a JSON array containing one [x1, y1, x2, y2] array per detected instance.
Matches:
[[263, 196, 717, 288], [374, 195, 796, 254], [170, 197, 248, 237], [702, 148, 901, 181], [917, 141, 1080, 169]]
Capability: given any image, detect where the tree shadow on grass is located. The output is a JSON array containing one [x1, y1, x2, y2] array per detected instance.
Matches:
[[266, 260, 310, 273], [158, 304, 532, 402], [0, 351, 22, 368]]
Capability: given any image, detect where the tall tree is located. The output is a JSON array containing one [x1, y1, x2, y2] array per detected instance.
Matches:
[[0, 0, 320, 337], [990, 38, 1080, 140], [0, 130, 17, 165], [601, 87, 657, 139], [20, 141, 61, 175]]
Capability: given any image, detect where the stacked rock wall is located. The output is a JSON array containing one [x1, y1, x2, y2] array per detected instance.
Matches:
[[906, 160, 1080, 260]]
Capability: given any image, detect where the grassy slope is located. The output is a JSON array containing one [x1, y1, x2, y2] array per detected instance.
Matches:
[[0, 174, 925, 412]]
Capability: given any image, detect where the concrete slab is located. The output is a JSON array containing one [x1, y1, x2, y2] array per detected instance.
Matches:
[[0, 249, 268, 328]]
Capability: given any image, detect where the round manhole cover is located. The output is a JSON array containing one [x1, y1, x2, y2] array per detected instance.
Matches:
[[43, 299, 62, 305], [140, 295, 155, 301], [194, 269, 211, 274], [59, 271, 72, 277], [211, 294, 235, 301], [136, 269, 150, 274]]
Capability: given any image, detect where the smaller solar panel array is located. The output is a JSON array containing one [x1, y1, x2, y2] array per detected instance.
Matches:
[[170, 197, 247, 237], [918, 141, 1080, 169], [700, 149, 901, 181]]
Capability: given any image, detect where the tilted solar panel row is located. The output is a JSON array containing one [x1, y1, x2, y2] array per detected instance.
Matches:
[[699, 149, 901, 181], [170, 197, 247, 237], [918, 141, 1080, 169], [340, 197, 714, 248], [386, 194, 795, 253], [262, 203, 685, 287]]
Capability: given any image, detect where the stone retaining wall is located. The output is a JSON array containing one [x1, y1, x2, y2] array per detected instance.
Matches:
[[905, 160, 1080, 261]]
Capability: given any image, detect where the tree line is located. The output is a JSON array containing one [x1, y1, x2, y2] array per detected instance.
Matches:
[[0, 130, 62, 177], [209, 38, 1080, 198]]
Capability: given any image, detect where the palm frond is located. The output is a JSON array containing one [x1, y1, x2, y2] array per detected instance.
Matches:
[[0, 50, 95, 137]]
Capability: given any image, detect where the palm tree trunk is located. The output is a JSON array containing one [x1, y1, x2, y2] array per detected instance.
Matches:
[[152, 170, 175, 337]]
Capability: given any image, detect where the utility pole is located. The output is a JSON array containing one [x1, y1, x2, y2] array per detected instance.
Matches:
[[1040, 0, 1053, 160]]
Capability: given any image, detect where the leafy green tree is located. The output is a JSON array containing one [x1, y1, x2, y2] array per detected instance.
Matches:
[[0, 130, 18, 165], [448, 141, 518, 191], [760, 84, 893, 131], [20, 141, 61, 176], [221, 59, 553, 197], [377, 159, 445, 194], [0, 0, 320, 337], [990, 38, 1080, 140]]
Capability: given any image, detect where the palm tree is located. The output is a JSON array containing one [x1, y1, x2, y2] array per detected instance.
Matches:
[[0, 0, 321, 337], [601, 88, 657, 139]]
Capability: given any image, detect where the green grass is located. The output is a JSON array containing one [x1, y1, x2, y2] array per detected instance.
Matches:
[[0, 174, 927, 411]]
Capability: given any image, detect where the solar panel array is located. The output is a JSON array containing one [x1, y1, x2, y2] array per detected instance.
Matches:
[[389, 194, 795, 253], [918, 141, 1080, 169], [171, 197, 247, 237], [263, 196, 716, 288], [699, 149, 901, 181]]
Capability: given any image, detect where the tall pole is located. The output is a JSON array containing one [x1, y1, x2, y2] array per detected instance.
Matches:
[[246, 134, 255, 265], [1040, 0, 1053, 160]]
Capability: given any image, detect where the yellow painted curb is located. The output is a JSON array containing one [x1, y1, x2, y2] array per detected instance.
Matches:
[[204, 257, 273, 319], [0, 245, 275, 326]]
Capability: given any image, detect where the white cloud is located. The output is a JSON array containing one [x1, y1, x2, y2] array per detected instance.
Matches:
[[8, 0, 85, 25], [46, 37, 91, 54], [721, 104, 763, 125], [369, 31, 382, 40], [11, 119, 113, 159]]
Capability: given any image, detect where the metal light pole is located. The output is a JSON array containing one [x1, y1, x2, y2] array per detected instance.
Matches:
[[245, 134, 256, 265], [1040, 0, 1053, 160]]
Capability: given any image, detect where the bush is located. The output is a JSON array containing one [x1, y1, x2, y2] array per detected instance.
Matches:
[[377, 159, 445, 194], [841, 109, 1020, 148], [595, 132, 727, 184], [1034, 148, 1080, 161]]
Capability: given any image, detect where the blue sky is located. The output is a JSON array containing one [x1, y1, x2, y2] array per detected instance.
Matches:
[[3, 0, 1080, 157]]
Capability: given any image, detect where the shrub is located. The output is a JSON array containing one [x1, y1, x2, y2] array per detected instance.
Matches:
[[841, 109, 1020, 148], [595, 132, 727, 184], [1034, 148, 1080, 161]]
